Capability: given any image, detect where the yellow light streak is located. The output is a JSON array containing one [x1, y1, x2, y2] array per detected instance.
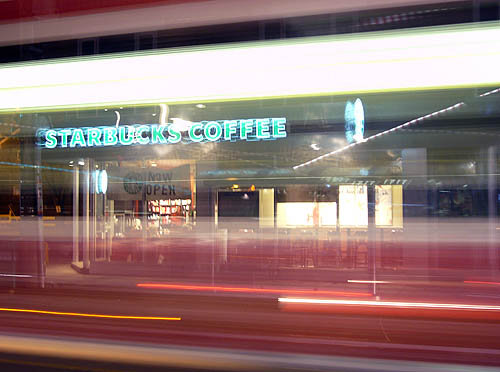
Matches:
[[0, 307, 181, 321]]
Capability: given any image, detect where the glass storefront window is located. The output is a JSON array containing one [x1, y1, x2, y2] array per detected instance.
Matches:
[[0, 22, 499, 285]]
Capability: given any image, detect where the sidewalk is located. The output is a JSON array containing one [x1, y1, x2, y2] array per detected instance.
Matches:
[[41, 263, 500, 306]]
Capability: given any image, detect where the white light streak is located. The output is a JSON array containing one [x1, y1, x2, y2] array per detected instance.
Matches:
[[278, 297, 500, 311], [0, 273, 33, 278], [479, 87, 500, 97], [347, 280, 391, 284]]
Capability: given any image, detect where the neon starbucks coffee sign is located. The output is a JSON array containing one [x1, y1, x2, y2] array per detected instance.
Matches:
[[38, 118, 287, 149]]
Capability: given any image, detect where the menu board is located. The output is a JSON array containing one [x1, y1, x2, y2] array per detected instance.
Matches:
[[319, 202, 337, 227], [339, 185, 368, 227], [277, 202, 315, 227], [375, 185, 393, 226], [277, 202, 337, 227]]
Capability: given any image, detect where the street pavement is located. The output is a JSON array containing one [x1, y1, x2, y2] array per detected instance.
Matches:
[[0, 263, 499, 368]]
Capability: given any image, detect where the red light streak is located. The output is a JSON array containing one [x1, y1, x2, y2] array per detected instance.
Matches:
[[464, 281, 500, 286], [136, 283, 371, 297]]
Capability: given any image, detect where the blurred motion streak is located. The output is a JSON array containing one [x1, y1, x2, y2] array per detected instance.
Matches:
[[464, 281, 500, 286], [2, 23, 500, 113], [0, 273, 32, 278], [279, 298, 500, 320], [137, 283, 372, 297], [0, 308, 181, 321], [347, 280, 391, 284], [1, 1, 500, 369], [278, 297, 500, 310]]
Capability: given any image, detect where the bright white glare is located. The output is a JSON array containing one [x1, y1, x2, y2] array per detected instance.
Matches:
[[345, 98, 364, 143], [95, 170, 108, 194], [0, 22, 499, 112], [100, 170, 108, 194], [171, 118, 192, 132], [114, 110, 120, 128], [278, 298, 500, 311], [159, 103, 169, 125]]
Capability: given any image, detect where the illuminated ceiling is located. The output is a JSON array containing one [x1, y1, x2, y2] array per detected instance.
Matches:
[[0, 22, 499, 113]]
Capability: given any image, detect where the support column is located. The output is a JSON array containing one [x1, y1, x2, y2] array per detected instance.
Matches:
[[82, 160, 90, 270], [487, 146, 498, 275], [142, 198, 147, 263], [19, 113, 45, 288], [72, 165, 79, 263], [107, 200, 114, 261], [89, 158, 96, 266], [401, 148, 429, 276], [367, 186, 376, 296], [212, 189, 218, 287]]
